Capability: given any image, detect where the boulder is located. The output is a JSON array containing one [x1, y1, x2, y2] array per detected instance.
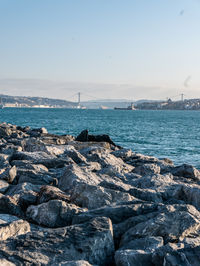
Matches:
[[6, 182, 41, 210], [58, 164, 101, 193], [0, 217, 114, 265], [172, 164, 200, 181], [75, 129, 120, 147], [0, 194, 24, 217], [37, 185, 70, 204], [26, 199, 86, 227], [115, 249, 154, 266], [70, 183, 134, 209], [0, 219, 30, 241], [0, 166, 17, 183], [120, 208, 200, 246]]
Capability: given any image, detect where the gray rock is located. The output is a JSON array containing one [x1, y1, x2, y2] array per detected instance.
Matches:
[[37, 185, 70, 204], [58, 164, 101, 193], [71, 183, 134, 209], [6, 182, 41, 210], [0, 217, 114, 265], [17, 168, 54, 185], [172, 164, 200, 181], [115, 249, 153, 266], [59, 261, 92, 266], [0, 180, 10, 193], [0, 258, 16, 266], [119, 236, 163, 251], [72, 203, 159, 225], [0, 166, 17, 183], [0, 194, 24, 217], [0, 219, 30, 241], [120, 208, 200, 245], [26, 199, 86, 227], [133, 163, 161, 176]]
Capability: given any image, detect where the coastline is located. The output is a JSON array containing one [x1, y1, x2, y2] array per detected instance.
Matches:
[[0, 122, 199, 264]]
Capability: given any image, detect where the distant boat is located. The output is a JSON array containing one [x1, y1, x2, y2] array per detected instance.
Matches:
[[114, 103, 135, 110]]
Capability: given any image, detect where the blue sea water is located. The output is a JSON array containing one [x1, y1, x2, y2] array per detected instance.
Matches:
[[0, 108, 200, 168]]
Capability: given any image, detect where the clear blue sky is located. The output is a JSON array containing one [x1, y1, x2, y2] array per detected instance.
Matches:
[[0, 0, 200, 100]]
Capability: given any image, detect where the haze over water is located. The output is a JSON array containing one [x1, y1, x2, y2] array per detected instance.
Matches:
[[1, 108, 200, 168]]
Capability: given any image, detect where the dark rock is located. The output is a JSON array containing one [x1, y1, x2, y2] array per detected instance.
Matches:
[[172, 164, 200, 181], [115, 249, 154, 266], [72, 203, 159, 225], [26, 199, 87, 227], [76, 129, 120, 147], [6, 182, 41, 211], [0, 217, 114, 265], [0, 194, 24, 217], [37, 185, 70, 204]]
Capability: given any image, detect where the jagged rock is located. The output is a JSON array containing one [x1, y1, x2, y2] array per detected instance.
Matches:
[[17, 168, 54, 185], [133, 163, 161, 176], [0, 194, 24, 217], [76, 129, 119, 147], [11, 151, 71, 168], [70, 183, 134, 209], [0, 217, 114, 265], [115, 249, 154, 266], [11, 160, 48, 172], [58, 164, 101, 193], [72, 203, 158, 225], [119, 236, 163, 251], [0, 166, 17, 183], [120, 208, 200, 245], [151, 242, 200, 266], [0, 125, 12, 138], [37, 185, 70, 204], [0, 219, 30, 241], [172, 164, 200, 181], [59, 261, 92, 266], [0, 180, 10, 193], [0, 258, 16, 266], [6, 182, 41, 210], [26, 199, 86, 227], [111, 148, 134, 160]]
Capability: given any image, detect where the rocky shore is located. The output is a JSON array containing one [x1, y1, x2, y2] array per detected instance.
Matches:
[[0, 123, 199, 265]]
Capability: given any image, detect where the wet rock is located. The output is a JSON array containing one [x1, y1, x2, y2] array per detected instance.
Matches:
[[0, 217, 114, 265], [26, 199, 86, 227], [76, 129, 119, 147]]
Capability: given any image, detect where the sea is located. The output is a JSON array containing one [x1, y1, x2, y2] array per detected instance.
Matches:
[[0, 108, 200, 169]]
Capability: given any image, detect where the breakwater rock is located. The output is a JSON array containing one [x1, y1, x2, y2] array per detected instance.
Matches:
[[0, 123, 200, 265]]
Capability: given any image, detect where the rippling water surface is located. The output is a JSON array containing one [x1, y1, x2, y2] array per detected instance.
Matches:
[[0, 108, 200, 168]]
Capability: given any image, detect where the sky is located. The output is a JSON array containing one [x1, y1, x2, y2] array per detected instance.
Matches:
[[0, 0, 200, 101]]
